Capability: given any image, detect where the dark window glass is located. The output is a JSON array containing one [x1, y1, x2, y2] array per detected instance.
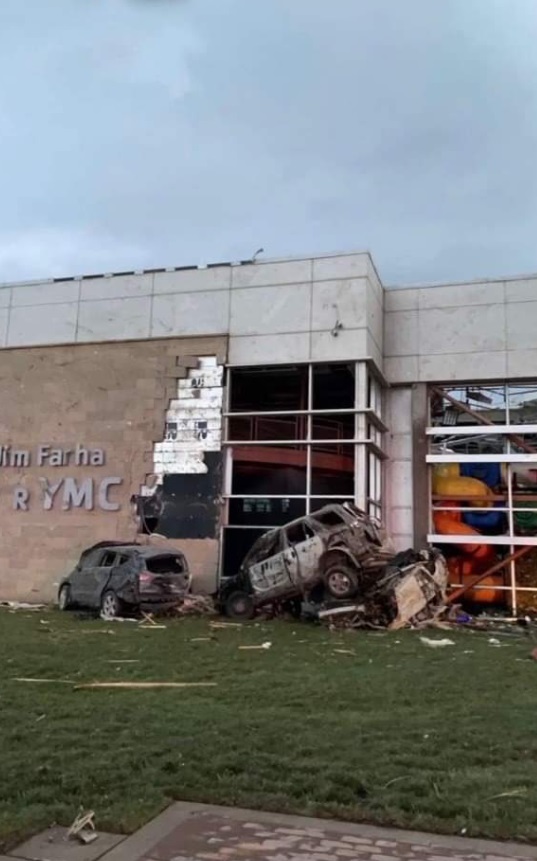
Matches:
[[221, 528, 268, 577], [310, 443, 354, 495], [228, 415, 305, 442], [313, 364, 354, 409], [311, 413, 354, 440], [228, 497, 305, 526], [230, 366, 308, 412], [232, 447, 307, 495]]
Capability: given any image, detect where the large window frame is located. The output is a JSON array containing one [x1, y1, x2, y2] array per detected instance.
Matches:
[[427, 381, 537, 612], [220, 361, 386, 575]]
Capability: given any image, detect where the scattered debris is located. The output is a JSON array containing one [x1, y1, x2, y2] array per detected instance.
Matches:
[[210, 621, 243, 629], [238, 642, 272, 651], [74, 681, 217, 690], [176, 594, 216, 616], [105, 659, 140, 663], [419, 637, 455, 648], [0, 601, 46, 611], [35, 714, 46, 722], [333, 649, 355, 656], [14, 677, 75, 684], [67, 809, 97, 845], [485, 788, 528, 801], [488, 638, 501, 646]]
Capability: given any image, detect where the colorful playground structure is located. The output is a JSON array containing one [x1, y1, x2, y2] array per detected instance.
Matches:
[[432, 463, 505, 603]]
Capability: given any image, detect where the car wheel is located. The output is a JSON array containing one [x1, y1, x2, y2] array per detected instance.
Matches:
[[324, 564, 360, 600], [58, 584, 72, 611], [224, 590, 255, 621], [100, 590, 122, 620]]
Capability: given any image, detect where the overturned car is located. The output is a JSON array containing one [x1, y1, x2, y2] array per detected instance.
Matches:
[[219, 503, 397, 620]]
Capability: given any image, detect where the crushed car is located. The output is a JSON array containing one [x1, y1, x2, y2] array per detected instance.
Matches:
[[219, 503, 396, 620], [318, 548, 448, 629], [58, 541, 191, 619]]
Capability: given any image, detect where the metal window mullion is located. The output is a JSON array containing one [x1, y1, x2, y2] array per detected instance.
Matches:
[[355, 362, 368, 510], [426, 424, 537, 436], [305, 364, 313, 513]]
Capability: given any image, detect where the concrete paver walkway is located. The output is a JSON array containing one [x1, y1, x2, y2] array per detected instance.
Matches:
[[8, 803, 537, 861]]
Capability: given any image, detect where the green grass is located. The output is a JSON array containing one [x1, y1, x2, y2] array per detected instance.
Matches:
[[1, 611, 537, 851]]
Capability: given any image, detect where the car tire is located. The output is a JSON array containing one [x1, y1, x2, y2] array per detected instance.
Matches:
[[58, 584, 72, 611], [324, 564, 360, 600], [100, 590, 122, 620], [224, 590, 255, 621]]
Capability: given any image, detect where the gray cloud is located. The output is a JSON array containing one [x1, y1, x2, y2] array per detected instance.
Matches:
[[0, 0, 536, 284]]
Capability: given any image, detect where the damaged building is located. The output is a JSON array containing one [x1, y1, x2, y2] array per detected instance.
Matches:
[[1, 251, 537, 612]]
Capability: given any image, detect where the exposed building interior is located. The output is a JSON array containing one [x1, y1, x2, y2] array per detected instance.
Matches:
[[221, 361, 385, 576], [428, 381, 537, 612]]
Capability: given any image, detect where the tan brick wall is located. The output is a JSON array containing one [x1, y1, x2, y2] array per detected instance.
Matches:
[[0, 335, 227, 602]]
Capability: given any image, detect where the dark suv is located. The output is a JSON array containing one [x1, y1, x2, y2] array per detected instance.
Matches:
[[58, 541, 191, 618]]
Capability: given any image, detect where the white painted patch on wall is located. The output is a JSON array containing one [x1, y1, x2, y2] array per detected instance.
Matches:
[[153, 356, 224, 476]]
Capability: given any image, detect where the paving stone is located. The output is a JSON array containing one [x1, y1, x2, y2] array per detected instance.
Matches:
[[87, 804, 537, 861]]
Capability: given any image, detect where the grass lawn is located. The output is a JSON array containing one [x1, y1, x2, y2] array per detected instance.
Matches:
[[1, 611, 537, 851]]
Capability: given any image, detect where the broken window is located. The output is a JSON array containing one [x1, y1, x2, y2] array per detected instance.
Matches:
[[285, 520, 315, 545], [428, 381, 537, 613], [222, 362, 385, 577], [310, 509, 346, 528], [146, 555, 185, 574]]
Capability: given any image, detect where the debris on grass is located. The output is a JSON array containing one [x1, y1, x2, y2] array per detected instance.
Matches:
[[485, 788, 528, 802], [0, 601, 47, 611], [74, 681, 217, 690], [67, 809, 97, 845], [333, 649, 355, 656], [14, 677, 75, 684], [176, 594, 216, 616], [105, 659, 140, 663], [419, 637, 455, 648], [210, 621, 243, 629], [238, 642, 272, 651]]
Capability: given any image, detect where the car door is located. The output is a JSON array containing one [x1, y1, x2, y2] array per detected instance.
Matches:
[[68, 547, 105, 605], [247, 531, 292, 600], [79, 549, 119, 608], [282, 520, 324, 588]]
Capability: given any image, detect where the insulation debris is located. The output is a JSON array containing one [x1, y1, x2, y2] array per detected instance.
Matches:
[[74, 681, 217, 690], [0, 601, 47, 611], [420, 637, 455, 648], [238, 642, 272, 651], [67, 810, 97, 845]]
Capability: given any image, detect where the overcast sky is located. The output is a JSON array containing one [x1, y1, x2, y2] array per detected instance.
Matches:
[[0, 0, 536, 286]]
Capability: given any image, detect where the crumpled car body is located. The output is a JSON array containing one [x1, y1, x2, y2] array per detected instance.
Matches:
[[219, 503, 395, 619], [318, 548, 448, 630], [58, 541, 191, 618]]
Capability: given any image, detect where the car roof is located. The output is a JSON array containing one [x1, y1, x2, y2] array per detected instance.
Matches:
[[80, 542, 184, 560]]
